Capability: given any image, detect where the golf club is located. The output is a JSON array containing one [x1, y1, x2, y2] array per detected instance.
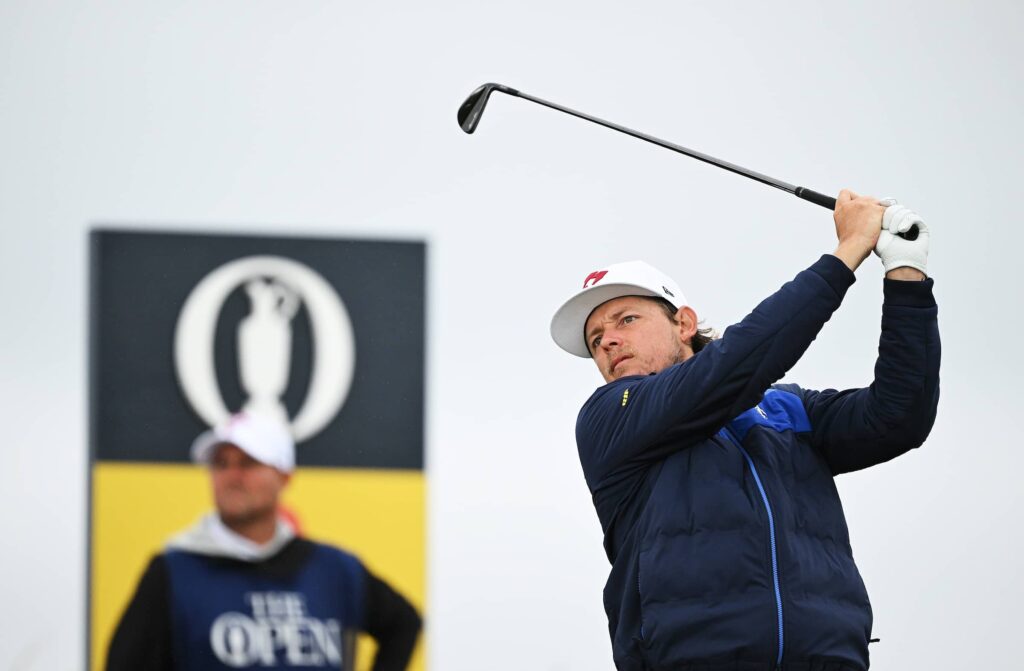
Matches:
[[458, 83, 918, 239]]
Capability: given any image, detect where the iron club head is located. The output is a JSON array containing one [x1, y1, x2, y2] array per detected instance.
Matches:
[[457, 83, 518, 134]]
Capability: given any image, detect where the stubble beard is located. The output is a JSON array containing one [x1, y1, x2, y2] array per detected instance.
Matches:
[[643, 341, 687, 377], [609, 341, 687, 380]]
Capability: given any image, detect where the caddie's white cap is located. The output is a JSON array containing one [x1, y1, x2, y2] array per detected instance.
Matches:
[[550, 260, 689, 358], [191, 412, 295, 473]]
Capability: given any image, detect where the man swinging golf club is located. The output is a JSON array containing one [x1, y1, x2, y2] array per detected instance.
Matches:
[[550, 190, 940, 671]]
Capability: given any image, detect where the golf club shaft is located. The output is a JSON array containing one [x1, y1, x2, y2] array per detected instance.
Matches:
[[508, 88, 837, 211]]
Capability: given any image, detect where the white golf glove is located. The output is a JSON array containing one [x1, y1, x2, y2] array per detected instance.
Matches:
[[874, 198, 929, 276]]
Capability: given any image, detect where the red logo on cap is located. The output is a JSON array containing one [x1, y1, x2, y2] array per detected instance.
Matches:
[[583, 270, 608, 288]]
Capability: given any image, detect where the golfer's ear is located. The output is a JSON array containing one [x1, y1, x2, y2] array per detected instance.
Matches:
[[676, 306, 698, 342]]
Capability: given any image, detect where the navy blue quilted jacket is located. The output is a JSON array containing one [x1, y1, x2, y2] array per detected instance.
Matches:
[[576, 255, 940, 671]]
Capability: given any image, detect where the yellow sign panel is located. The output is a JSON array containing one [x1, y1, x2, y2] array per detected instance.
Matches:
[[91, 463, 425, 671]]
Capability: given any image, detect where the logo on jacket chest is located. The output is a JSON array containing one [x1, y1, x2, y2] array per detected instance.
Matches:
[[209, 591, 343, 667], [724, 390, 811, 442]]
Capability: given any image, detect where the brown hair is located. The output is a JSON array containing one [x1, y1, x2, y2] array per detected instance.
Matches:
[[649, 297, 715, 354]]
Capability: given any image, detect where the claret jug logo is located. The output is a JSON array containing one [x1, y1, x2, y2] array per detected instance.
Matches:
[[174, 256, 355, 441]]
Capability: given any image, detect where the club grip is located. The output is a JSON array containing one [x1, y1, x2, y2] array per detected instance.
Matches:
[[797, 187, 919, 240], [795, 187, 837, 211]]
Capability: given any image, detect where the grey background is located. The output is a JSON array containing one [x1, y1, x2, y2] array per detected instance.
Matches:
[[1, 1, 1021, 669]]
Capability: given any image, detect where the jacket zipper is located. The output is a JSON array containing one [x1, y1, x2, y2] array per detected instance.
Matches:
[[720, 428, 784, 668]]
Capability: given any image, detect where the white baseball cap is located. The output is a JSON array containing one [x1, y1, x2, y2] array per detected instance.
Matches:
[[191, 412, 296, 473], [550, 260, 690, 358]]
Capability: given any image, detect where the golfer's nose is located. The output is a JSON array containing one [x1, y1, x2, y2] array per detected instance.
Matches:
[[601, 330, 622, 350]]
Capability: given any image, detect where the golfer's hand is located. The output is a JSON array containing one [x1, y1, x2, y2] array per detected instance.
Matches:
[[832, 189, 884, 272], [875, 198, 928, 280]]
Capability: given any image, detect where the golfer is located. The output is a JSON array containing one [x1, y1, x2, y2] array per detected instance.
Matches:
[[550, 190, 939, 671]]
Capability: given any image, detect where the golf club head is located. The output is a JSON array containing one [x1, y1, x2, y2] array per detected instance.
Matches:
[[457, 83, 517, 134]]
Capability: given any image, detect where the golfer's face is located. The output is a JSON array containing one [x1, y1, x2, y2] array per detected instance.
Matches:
[[209, 443, 288, 526], [585, 297, 686, 383]]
